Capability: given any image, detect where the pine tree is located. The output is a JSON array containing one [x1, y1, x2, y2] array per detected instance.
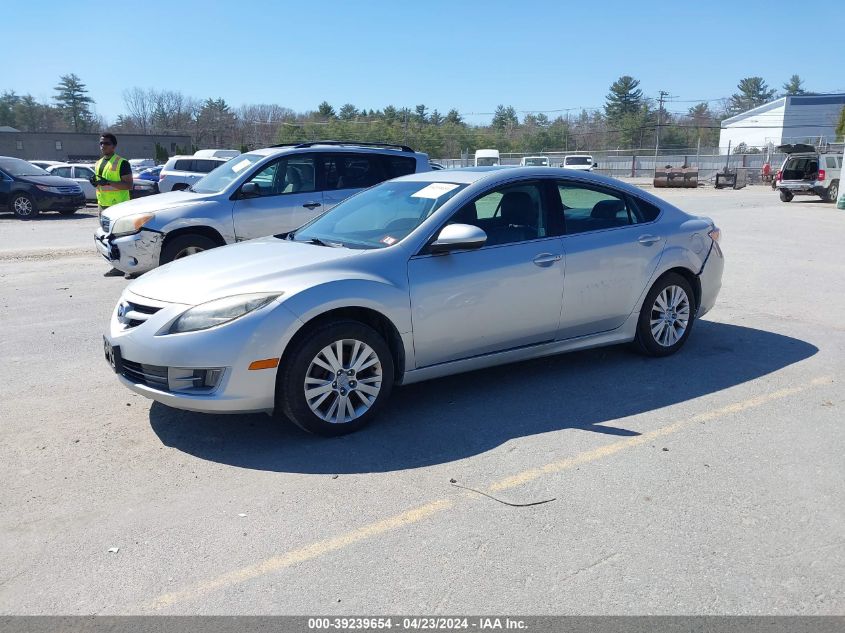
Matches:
[[728, 77, 776, 114], [317, 101, 335, 118], [782, 75, 806, 96], [338, 103, 358, 121], [604, 76, 643, 120], [53, 74, 94, 132]]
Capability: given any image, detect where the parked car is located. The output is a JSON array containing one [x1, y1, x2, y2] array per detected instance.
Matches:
[[102, 166, 723, 436], [775, 144, 842, 203], [29, 160, 65, 171], [137, 166, 163, 182], [562, 155, 597, 171], [45, 163, 97, 202], [157, 155, 231, 193], [0, 156, 85, 218], [520, 156, 550, 167], [193, 149, 241, 159], [130, 176, 158, 199], [95, 141, 431, 275]]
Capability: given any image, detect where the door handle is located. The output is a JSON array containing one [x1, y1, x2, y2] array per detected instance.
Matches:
[[638, 234, 661, 245], [533, 253, 562, 267], [303, 202, 322, 209]]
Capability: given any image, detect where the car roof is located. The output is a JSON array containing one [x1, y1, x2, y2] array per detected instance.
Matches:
[[247, 143, 427, 159], [393, 166, 636, 188]]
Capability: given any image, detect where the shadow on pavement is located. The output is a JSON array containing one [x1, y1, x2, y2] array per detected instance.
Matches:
[[149, 321, 817, 474], [0, 210, 98, 221]]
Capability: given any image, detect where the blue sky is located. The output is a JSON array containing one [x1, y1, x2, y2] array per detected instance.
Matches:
[[3, 0, 841, 125]]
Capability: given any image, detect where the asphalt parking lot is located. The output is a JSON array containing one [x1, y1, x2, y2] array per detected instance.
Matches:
[[0, 187, 843, 615]]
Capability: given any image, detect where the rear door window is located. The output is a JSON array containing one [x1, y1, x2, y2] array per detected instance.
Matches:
[[825, 156, 838, 169], [53, 166, 72, 178], [557, 183, 643, 234], [174, 159, 194, 172], [75, 166, 94, 179]]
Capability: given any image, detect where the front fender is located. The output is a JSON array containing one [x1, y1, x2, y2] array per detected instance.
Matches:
[[157, 214, 235, 244]]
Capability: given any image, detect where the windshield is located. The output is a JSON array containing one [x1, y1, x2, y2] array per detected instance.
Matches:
[[565, 157, 592, 166], [0, 158, 49, 177], [523, 158, 548, 166], [191, 153, 264, 193], [476, 158, 499, 166], [290, 180, 467, 249]]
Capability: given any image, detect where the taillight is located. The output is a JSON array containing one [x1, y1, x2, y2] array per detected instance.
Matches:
[[818, 169, 825, 181], [159, 174, 165, 181], [708, 227, 721, 243], [776, 170, 782, 181]]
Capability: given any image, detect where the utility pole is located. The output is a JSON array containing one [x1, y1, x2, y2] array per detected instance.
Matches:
[[654, 90, 669, 175]]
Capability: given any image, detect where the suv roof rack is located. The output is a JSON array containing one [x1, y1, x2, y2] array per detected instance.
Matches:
[[270, 140, 416, 153]]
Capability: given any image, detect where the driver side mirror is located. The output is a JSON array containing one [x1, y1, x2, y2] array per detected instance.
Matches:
[[429, 223, 487, 254], [240, 182, 260, 198]]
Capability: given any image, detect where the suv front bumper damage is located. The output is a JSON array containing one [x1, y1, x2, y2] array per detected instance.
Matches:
[[94, 227, 162, 274]]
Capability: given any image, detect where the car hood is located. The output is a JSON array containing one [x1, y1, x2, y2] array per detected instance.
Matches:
[[101, 190, 216, 218], [128, 236, 362, 305]]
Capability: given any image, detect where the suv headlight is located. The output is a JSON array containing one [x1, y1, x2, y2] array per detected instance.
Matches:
[[111, 212, 155, 237], [168, 293, 281, 334]]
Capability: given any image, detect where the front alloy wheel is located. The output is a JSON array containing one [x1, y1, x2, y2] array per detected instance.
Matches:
[[12, 194, 37, 219], [278, 320, 394, 436]]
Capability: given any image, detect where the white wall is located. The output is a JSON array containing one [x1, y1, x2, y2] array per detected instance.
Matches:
[[719, 103, 786, 152]]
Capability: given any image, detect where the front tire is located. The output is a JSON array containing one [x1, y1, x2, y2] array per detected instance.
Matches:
[[11, 193, 38, 219], [634, 273, 695, 357], [779, 189, 793, 202], [277, 320, 395, 436], [160, 234, 218, 265]]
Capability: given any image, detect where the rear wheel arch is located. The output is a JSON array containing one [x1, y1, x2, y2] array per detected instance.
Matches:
[[652, 266, 701, 312]]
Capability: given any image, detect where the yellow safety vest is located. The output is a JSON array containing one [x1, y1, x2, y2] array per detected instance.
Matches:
[[94, 154, 131, 207]]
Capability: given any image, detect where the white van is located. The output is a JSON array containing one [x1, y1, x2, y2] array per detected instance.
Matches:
[[475, 149, 500, 166], [520, 156, 550, 167], [194, 149, 241, 159], [562, 154, 596, 171]]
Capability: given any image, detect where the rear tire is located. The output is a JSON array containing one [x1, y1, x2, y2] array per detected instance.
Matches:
[[824, 180, 839, 203], [634, 273, 695, 357], [11, 193, 38, 219], [779, 190, 793, 202], [160, 234, 218, 265], [276, 320, 395, 436]]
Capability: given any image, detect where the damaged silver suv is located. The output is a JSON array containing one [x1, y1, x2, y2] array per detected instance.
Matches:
[[94, 141, 431, 275], [775, 143, 842, 203]]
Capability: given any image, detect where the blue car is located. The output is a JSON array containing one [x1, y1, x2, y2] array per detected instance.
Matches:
[[0, 156, 86, 219], [137, 166, 162, 182]]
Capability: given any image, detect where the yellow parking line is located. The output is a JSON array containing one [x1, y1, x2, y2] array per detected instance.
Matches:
[[150, 498, 454, 610], [490, 375, 833, 492], [149, 374, 832, 609]]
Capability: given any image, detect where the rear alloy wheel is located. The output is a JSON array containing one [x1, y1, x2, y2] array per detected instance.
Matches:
[[278, 320, 394, 436], [635, 273, 695, 357], [160, 234, 219, 265], [824, 181, 839, 203], [779, 189, 793, 202], [11, 193, 38, 219]]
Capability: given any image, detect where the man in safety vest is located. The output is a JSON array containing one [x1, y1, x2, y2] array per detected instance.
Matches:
[[93, 133, 133, 276], [92, 133, 132, 215]]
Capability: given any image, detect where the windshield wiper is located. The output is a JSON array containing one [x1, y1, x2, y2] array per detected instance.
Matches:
[[308, 237, 343, 247]]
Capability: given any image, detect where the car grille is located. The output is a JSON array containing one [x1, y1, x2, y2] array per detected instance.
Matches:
[[119, 301, 163, 328], [121, 360, 169, 390], [100, 215, 110, 232], [56, 185, 82, 194]]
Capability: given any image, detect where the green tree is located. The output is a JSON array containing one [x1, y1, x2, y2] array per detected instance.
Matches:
[[14, 95, 46, 132], [491, 105, 518, 131], [195, 98, 237, 147], [728, 77, 776, 114], [382, 105, 398, 123], [835, 106, 845, 142], [414, 104, 428, 124], [317, 101, 335, 118], [604, 76, 643, 120], [338, 103, 358, 120], [782, 75, 806, 96], [154, 142, 169, 163], [0, 90, 20, 127], [53, 73, 95, 132], [444, 109, 464, 126]]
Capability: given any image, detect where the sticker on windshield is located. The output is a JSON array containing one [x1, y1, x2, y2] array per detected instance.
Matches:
[[381, 236, 397, 246], [411, 182, 460, 199], [231, 159, 252, 173]]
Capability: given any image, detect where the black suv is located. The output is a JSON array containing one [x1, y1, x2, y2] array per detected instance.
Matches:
[[0, 156, 86, 219]]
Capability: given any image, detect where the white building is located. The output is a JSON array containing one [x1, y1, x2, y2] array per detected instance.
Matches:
[[719, 94, 845, 153]]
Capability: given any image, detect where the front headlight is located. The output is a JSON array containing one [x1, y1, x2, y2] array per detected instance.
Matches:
[[168, 293, 281, 334], [111, 212, 155, 237]]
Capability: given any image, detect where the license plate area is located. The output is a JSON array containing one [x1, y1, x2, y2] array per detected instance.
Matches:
[[103, 337, 123, 373]]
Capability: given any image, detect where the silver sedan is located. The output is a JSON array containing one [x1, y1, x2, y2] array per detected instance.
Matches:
[[103, 167, 723, 435]]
